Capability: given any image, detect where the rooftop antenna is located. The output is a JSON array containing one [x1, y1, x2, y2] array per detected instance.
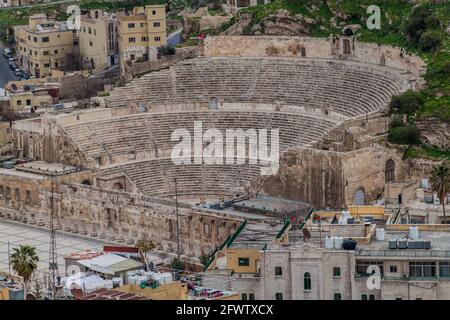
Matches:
[[174, 177, 180, 261], [48, 175, 59, 300]]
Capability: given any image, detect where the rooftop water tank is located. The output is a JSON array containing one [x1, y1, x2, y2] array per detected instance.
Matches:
[[398, 238, 408, 249], [388, 239, 397, 249], [409, 226, 419, 240], [334, 237, 344, 249], [407, 239, 416, 249], [325, 236, 334, 249], [342, 238, 357, 250], [376, 228, 385, 241], [423, 239, 432, 249], [415, 239, 424, 249]]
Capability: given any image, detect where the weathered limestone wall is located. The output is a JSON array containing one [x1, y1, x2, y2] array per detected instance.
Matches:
[[0, 173, 245, 256], [341, 146, 404, 206], [204, 36, 425, 79], [249, 147, 346, 209], [248, 145, 403, 209]]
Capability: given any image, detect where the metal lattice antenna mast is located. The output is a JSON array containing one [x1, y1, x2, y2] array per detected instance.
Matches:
[[48, 175, 58, 300], [174, 177, 180, 261]]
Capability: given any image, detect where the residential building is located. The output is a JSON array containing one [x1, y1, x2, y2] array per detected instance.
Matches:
[[78, 280, 239, 300], [4, 79, 60, 113], [14, 14, 77, 78], [203, 206, 450, 300], [117, 5, 167, 74], [79, 10, 119, 72]]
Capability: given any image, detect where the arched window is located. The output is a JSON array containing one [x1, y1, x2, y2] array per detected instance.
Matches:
[[304, 272, 311, 291], [385, 159, 395, 183], [112, 182, 124, 190], [354, 189, 365, 206]]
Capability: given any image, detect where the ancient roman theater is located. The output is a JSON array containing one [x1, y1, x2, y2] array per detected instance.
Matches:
[[0, 36, 425, 257]]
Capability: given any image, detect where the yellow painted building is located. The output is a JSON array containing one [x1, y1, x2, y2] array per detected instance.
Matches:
[[117, 5, 167, 73], [79, 10, 118, 72], [4, 79, 59, 113], [117, 281, 239, 300], [226, 248, 261, 274], [14, 14, 76, 78]]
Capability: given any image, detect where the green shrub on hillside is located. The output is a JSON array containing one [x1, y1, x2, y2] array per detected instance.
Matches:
[[388, 125, 421, 145], [389, 90, 424, 115]]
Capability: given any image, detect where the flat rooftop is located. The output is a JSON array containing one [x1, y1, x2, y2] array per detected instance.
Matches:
[[16, 161, 78, 176], [357, 229, 450, 256], [0, 167, 45, 180], [229, 222, 285, 249]]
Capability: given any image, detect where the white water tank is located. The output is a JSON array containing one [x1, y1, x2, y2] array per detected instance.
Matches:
[[376, 228, 385, 241], [325, 236, 334, 249], [334, 237, 344, 249], [342, 210, 350, 219], [410, 226, 419, 240]]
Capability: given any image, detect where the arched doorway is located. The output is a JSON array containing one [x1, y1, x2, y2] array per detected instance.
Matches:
[[354, 189, 365, 205], [385, 159, 395, 183], [81, 180, 91, 186], [112, 182, 124, 190]]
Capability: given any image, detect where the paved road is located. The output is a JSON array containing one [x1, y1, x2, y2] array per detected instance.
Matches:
[[0, 42, 18, 88]]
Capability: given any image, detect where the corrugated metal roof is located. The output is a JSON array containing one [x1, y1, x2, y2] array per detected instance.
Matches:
[[77, 253, 142, 275]]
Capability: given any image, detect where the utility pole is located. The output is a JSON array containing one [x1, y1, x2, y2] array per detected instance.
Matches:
[[48, 175, 58, 300], [174, 178, 180, 261], [8, 241, 10, 275]]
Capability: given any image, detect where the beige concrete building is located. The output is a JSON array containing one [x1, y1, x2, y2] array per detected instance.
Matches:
[[203, 207, 450, 300], [14, 14, 76, 78], [79, 10, 118, 72], [117, 5, 167, 74], [4, 79, 59, 113]]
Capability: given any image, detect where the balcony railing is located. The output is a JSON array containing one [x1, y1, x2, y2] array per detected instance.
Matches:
[[356, 249, 450, 258]]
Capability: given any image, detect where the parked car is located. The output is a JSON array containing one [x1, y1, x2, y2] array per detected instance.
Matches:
[[19, 73, 30, 80], [14, 68, 22, 76], [7, 57, 14, 62], [2, 48, 12, 58], [8, 62, 17, 70]]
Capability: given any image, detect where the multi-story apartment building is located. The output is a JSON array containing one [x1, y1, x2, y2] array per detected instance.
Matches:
[[117, 5, 167, 75], [14, 14, 76, 78], [203, 206, 450, 300], [79, 10, 119, 72]]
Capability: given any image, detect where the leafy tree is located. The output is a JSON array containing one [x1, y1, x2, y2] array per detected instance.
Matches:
[[170, 257, 185, 271], [10, 245, 39, 283], [419, 30, 442, 52], [157, 45, 176, 56], [389, 90, 424, 115], [403, 5, 432, 44], [430, 162, 450, 224], [388, 125, 421, 145], [136, 239, 157, 271]]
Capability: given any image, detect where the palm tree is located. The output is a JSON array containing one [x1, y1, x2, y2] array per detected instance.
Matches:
[[136, 239, 156, 271], [10, 245, 39, 283], [430, 162, 450, 224]]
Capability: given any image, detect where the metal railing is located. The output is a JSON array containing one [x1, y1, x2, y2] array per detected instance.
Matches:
[[356, 249, 450, 258]]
